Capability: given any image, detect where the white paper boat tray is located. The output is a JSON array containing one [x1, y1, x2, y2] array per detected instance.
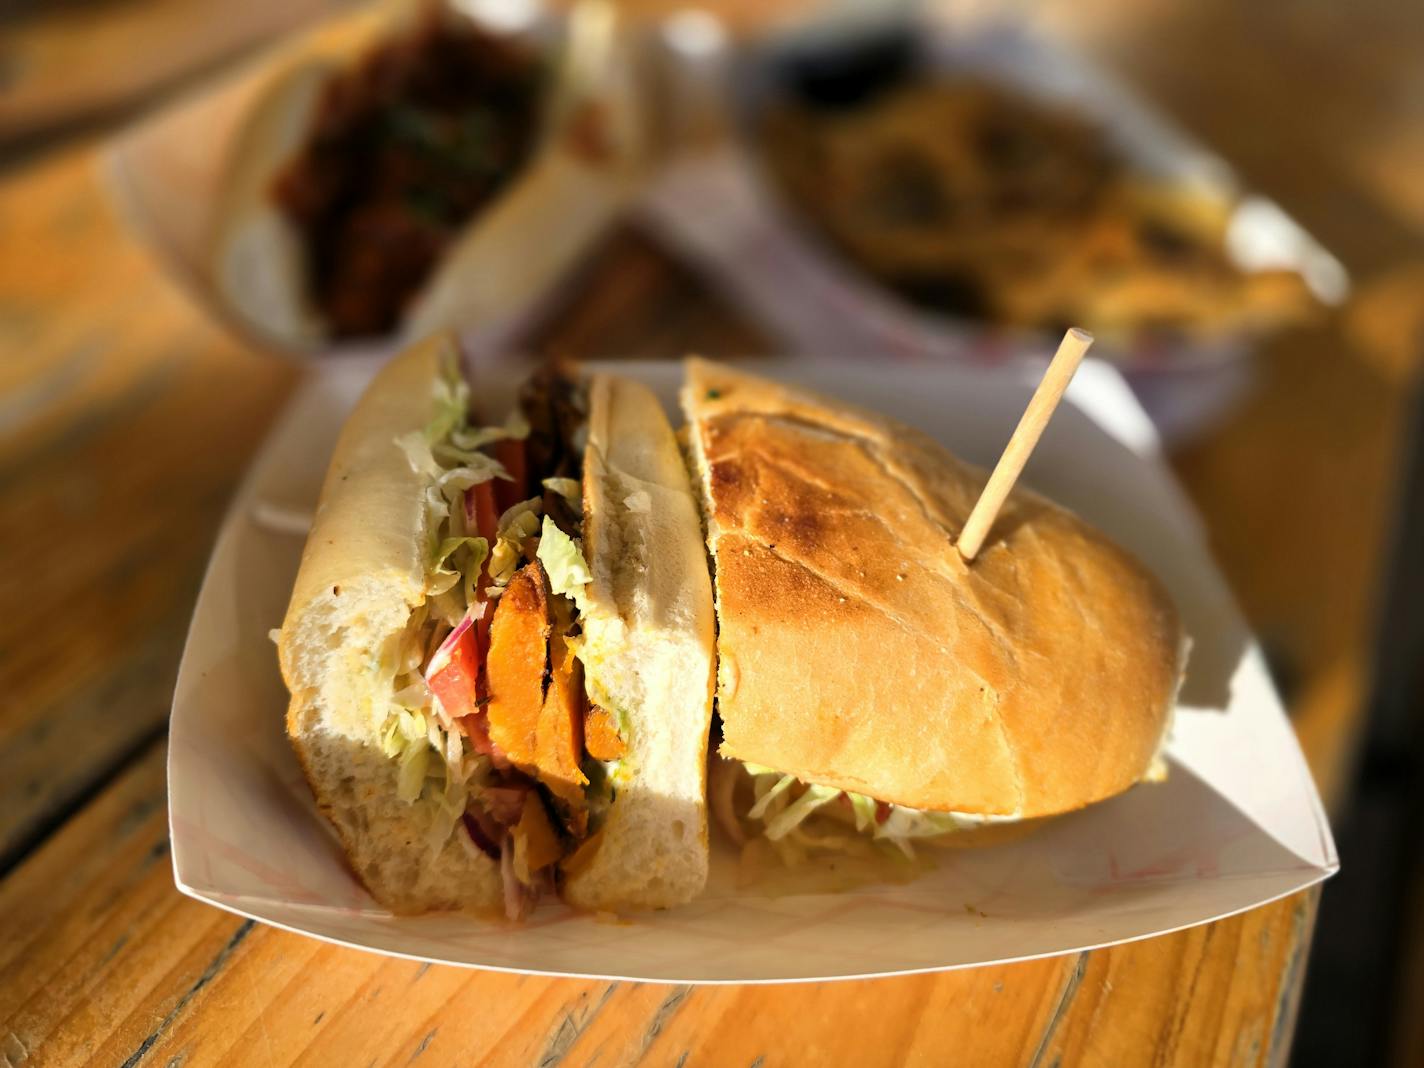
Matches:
[[168, 355, 1335, 983]]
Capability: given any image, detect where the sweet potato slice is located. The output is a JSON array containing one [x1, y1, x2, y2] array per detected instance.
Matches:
[[537, 630, 589, 807], [584, 707, 627, 761], [512, 791, 563, 882], [485, 562, 550, 770]]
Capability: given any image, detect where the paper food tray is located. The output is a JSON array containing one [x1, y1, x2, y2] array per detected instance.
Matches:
[[637, 16, 1349, 443], [167, 355, 1335, 983]]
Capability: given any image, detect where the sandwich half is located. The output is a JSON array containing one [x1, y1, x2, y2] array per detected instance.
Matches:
[[211, 5, 546, 348], [276, 336, 714, 915], [681, 358, 1183, 862]]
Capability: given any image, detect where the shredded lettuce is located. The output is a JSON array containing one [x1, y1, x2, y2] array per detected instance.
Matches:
[[379, 708, 428, 758], [380, 357, 517, 848], [875, 807, 978, 840], [446, 407, 526, 447], [764, 784, 840, 840], [538, 515, 591, 603], [383, 362, 595, 858], [502, 408, 531, 440], [397, 431, 442, 480], [542, 476, 581, 508], [847, 791, 878, 833], [462, 540, 490, 608], [422, 730, 472, 851], [739, 763, 1016, 858], [435, 456, 509, 492], [498, 497, 543, 530], [428, 536, 488, 596], [488, 498, 543, 588], [396, 742, 430, 803], [425, 353, 471, 444], [747, 774, 795, 820]]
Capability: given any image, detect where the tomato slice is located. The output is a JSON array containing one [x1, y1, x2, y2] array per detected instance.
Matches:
[[464, 480, 500, 593], [493, 438, 528, 513], [466, 480, 499, 544], [427, 617, 483, 721]]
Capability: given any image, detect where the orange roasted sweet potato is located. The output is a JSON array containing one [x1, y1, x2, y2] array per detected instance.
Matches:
[[512, 791, 563, 882], [485, 562, 550, 769], [536, 630, 588, 806], [584, 707, 627, 761]]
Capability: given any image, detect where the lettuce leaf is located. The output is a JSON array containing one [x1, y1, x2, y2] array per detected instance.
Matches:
[[763, 784, 840, 840], [537, 515, 592, 602], [847, 791, 878, 833], [428, 536, 488, 596], [542, 477, 581, 509], [379, 708, 428, 758], [747, 774, 795, 820], [397, 431, 443, 480], [396, 741, 430, 803], [488, 498, 543, 588], [739, 763, 1017, 859], [875, 807, 984, 840], [435, 457, 509, 494]]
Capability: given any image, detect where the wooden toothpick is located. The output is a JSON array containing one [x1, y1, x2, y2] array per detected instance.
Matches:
[[957, 328, 1095, 562]]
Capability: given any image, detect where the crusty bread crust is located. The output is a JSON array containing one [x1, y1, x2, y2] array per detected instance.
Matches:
[[561, 375, 717, 909], [682, 358, 1182, 819], [277, 335, 502, 913]]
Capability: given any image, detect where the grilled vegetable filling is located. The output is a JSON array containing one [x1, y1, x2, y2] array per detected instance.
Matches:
[[384, 358, 628, 918]]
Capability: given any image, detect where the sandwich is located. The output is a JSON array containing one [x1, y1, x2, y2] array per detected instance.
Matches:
[[681, 359, 1184, 864], [275, 335, 715, 917], [211, 5, 545, 348]]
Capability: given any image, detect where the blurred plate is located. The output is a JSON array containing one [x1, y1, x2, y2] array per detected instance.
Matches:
[[640, 14, 1348, 441]]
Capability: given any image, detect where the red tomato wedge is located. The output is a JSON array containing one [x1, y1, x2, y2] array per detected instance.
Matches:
[[426, 608, 485, 720], [493, 438, 528, 513], [465, 480, 499, 543], [464, 480, 499, 593]]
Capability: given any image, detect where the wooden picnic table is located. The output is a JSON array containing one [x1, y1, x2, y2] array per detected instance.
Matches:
[[2, 0, 1422, 1063]]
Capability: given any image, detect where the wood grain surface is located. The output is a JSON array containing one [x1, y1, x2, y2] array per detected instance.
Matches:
[[2, 0, 1423, 1063], [0, 0, 352, 154], [0, 742, 1317, 1067]]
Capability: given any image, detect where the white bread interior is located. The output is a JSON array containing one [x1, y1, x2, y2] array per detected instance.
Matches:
[[562, 374, 717, 909], [681, 358, 1183, 820], [276, 335, 501, 913]]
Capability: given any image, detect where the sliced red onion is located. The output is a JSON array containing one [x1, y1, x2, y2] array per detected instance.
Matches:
[[425, 601, 487, 679], [499, 836, 532, 922], [461, 811, 500, 860], [483, 784, 528, 827]]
